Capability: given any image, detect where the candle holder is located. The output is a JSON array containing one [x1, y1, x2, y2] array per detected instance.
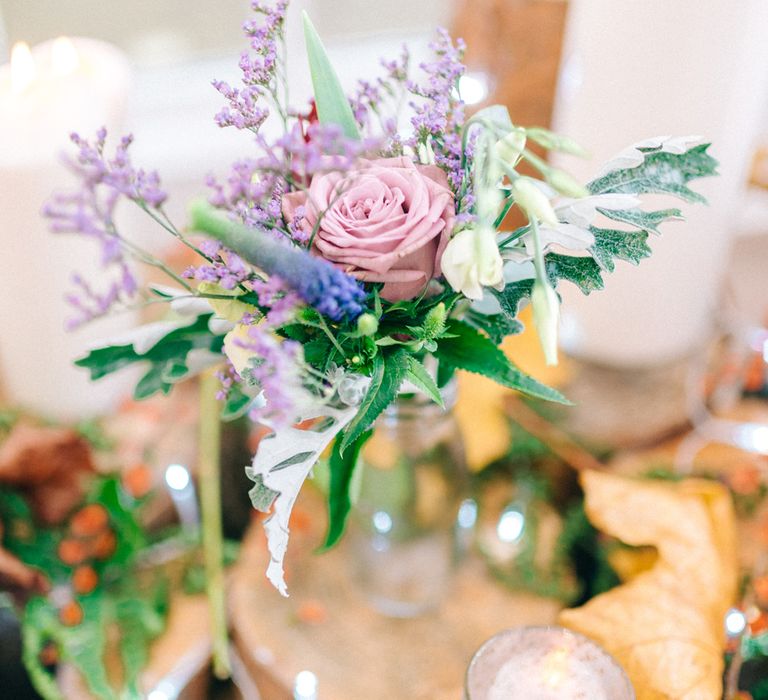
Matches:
[[465, 626, 634, 700]]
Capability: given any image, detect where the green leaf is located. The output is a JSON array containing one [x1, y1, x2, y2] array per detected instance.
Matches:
[[321, 429, 372, 550], [589, 227, 652, 272], [302, 11, 361, 140], [588, 143, 717, 202], [496, 279, 535, 318], [405, 356, 444, 408], [75, 315, 223, 400], [435, 321, 570, 404], [597, 207, 683, 234], [545, 254, 604, 294], [340, 350, 409, 453], [221, 383, 253, 421]]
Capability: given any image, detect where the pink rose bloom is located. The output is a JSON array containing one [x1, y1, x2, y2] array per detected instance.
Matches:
[[282, 156, 455, 302]]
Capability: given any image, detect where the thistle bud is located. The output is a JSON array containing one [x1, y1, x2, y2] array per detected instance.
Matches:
[[356, 313, 379, 337], [494, 127, 527, 166], [546, 169, 590, 199], [424, 302, 447, 338], [510, 177, 558, 227], [531, 278, 560, 366]]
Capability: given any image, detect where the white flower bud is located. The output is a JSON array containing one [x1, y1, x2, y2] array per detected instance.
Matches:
[[531, 278, 560, 366], [510, 177, 559, 227], [441, 226, 504, 300], [526, 127, 589, 158], [495, 127, 527, 166], [546, 169, 590, 199]]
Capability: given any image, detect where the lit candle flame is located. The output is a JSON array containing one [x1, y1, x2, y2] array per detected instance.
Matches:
[[51, 36, 80, 76], [10, 42, 35, 94], [541, 646, 570, 689]]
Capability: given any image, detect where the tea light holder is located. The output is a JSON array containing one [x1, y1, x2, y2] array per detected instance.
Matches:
[[465, 626, 634, 700]]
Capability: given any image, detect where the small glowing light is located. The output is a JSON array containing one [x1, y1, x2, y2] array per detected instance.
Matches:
[[372, 510, 393, 534], [496, 507, 525, 544], [147, 691, 170, 700], [10, 42, 35, 94], [293, 670, 318, 699], [164, 463, 191, 491], [763, 338, 768, 364], [541, 646, 570, 689], [457, 72, 490, 106], [457, 498, 478, 530], [51, 37, 80, 76], [725, 607, 747, 637], [735, 424, 768, 455]]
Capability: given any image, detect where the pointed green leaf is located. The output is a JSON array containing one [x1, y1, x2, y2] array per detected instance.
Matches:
[[302, 11, 361, 140], [597, 207, 683, 235], [321, 428, 372, 550], [405, 356, 444, 408], [588, 144, 717, 202], [589, 226, 652, 272], [340, 350, 409, 453], [545, 254, 604, 294], [435, 321, 571, 404]]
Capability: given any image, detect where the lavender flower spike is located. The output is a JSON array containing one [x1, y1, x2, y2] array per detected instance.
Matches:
[[189, 201, 366, 322]]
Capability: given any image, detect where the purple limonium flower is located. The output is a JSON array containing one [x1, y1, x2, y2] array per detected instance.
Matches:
[[235, 326, 305, 428], [190, 203, 366, 322], [43, 129, 167, 324], [407, 29, 468, 192], [213, 0, 288, 132], [183, 239, 254, 290]]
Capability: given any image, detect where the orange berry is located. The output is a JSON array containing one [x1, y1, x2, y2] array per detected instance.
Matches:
[[39, 643, 58, 666], [122, 464, 153, 499], [90, 530, 117, 560], [57, 539, 88, 566], [296, 600, 328, 625], [72, 565, 99, 595], [59, 601, 83, 627], [70, 504, 109, 537]]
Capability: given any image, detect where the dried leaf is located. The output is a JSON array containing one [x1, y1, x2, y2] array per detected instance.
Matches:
[[559, 470, 738, 700]]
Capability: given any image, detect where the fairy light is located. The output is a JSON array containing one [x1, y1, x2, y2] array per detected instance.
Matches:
[[10, 42, 35, 94], [541, 646, 570, 688], [725, 607, 747, 638], [293, 670, 318, 700], [457, 71, 490, 105], [496, 507, 525, 544], [164, 463, 199, 527]]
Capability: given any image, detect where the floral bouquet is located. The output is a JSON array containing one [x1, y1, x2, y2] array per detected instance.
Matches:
[[45, 1, 717, 597]]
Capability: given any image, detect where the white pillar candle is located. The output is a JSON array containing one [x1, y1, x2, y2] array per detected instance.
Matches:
[[466, 627, 634, 700], [0, 37, 135, 418], [551, 0, 768, 367]]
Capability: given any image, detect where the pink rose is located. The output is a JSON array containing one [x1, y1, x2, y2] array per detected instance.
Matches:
[[282, 156, 455, 302]]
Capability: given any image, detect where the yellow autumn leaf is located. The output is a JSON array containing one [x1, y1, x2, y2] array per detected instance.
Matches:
[[223, 324, 256, 376], [559, 471, 738, 700]]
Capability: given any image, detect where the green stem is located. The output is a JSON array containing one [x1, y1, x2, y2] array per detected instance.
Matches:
[[198, 368, 231, 679]]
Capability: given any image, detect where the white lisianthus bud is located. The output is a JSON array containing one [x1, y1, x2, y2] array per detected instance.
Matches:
[[441, 226, 504, 300], [525, 127, 589, 158], [531, 278, 560, 366], [546, 169, 590, 199], [510, 177, 559, 227], [495, 127, 527, 167]]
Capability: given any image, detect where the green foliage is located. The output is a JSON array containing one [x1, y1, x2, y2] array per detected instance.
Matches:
[[435, 320, 570, 404], [321, 429, 372, 550], [588, 143, 718, 202], [1, 474, 184, 700], [302, 12, 361, 140], [589, 227, 652, 272], [340, 350, 410, 453], [75, 315, 223, 400], [545, 254, 604, 294], [404, 356, 444, 408]]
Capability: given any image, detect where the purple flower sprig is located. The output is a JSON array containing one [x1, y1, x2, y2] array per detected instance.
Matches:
[[189, 201, 366, 322], [43, 129, 170, 326]]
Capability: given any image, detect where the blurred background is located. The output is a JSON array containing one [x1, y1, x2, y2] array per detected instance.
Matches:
[[1, 0, 768, 437]]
